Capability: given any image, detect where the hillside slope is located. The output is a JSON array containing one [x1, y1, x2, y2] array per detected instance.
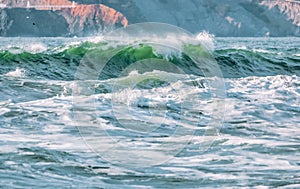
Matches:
[[0, 0, 128, 36], [102, 0, 300, 36], [0, 0, 299, 37]]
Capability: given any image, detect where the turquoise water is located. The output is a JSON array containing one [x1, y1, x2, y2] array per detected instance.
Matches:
[[0, 37, 299, 188]]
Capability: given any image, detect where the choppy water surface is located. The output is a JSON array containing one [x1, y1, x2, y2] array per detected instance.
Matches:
[[0, 36, 299, 188]]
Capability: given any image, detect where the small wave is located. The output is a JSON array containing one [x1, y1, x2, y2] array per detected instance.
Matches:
[[215, 48, 300, 77], [4, 42, 48, 54], [231, 45, 247, 50], [252, 48, 271, 53]]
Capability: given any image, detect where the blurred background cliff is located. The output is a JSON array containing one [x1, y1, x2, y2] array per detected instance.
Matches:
[[0, 0, 299, 37]]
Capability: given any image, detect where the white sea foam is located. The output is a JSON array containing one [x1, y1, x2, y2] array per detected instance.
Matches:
[[102, 23, 215, 56], [252, 48, 270, 53], [6, 42, 48, 54], [4, 67, 26, 78], [234, 45, 247, 50], [26, 43, 48, 53], [196, 31, 215, 51], [98, 30, 216, 63], [152, 44, 182, 61]]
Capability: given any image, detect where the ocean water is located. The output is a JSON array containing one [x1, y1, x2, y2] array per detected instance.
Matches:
[[0, 36, 299, 188]]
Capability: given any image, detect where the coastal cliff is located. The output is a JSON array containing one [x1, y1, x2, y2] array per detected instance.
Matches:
[[0, 0, 299, 37], [60, 4, 128, 36], [110, 0, 300, 37], [0, 0, 128, 36]]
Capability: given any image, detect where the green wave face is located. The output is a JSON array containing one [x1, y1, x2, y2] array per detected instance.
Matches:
[[0, 40, 299, 81]]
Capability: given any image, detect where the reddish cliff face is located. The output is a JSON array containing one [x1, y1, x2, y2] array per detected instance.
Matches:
[[68, 4, 127, 28], [60, 3, 128, 35], [98, 4, 128, 27]]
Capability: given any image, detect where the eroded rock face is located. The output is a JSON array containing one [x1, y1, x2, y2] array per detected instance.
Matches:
[[60, 4, 128, 36]]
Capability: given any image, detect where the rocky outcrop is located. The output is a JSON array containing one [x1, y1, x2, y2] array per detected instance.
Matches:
[[60, 4, 128, 36]]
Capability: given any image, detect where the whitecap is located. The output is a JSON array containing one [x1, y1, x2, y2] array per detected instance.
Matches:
[[4, 67, 26, 78]]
